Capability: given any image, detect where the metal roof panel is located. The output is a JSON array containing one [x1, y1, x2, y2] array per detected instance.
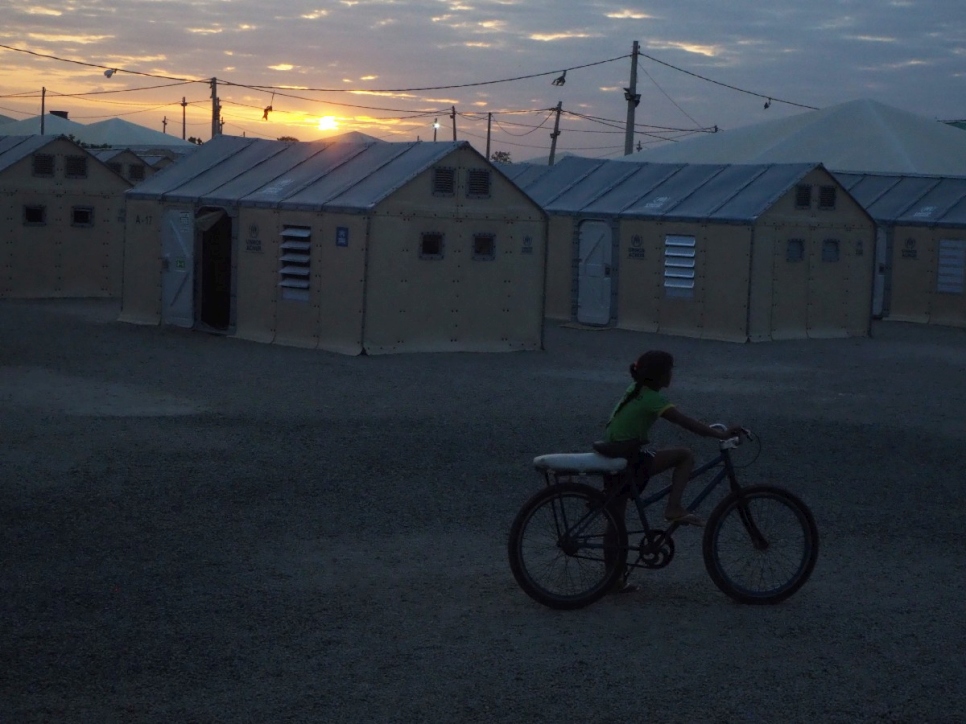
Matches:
[[126, 135, 255, 199], [894, 177, 966, 224], [708, 163, 817, 221], [544, 161, 644, 213], [864, 176, 941, 220], [0, 135, 56, 175], [621, 164, 728, 217], [520, 156, 605, 206], [580, 163, 686, 215]]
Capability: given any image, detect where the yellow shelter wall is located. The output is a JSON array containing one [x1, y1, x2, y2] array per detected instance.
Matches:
[[889, 227, 966, 328], [0, 139, 130, 299], [615, 220, 751, 341], [119, 200, 164, 323], [363, 213, 545, 353]]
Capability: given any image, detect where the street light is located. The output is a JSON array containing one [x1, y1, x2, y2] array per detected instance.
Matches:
[[433, 118, 440, 141], [552, 70, 566, 86]]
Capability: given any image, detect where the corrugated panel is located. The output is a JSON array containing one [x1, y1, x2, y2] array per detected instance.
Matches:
[[241, 142, 373, 207], [669, 164, 770, 220], [163, 139, 290, 202], [280, 142, 425, 210], [200, 141, 331, 204], [325, 142, 463, 209], [581, 163, 685, 216], [932, 194, 966, 226], [833, 173, 903, 211], [710, 163, 817, 221], [864, 176, 941, 221], [545, 161, 643, 213], [895, 178, 966, 224], [127, 135, 255, 199], [0, 135, 53, 175], [497, 163, 533, 182], [501, 163, 554, 191], [520, 156, 605, 207], [621, 164, 728, 217]]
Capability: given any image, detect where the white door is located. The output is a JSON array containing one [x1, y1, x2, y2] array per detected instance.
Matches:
[[161, 208, 195, 328], [577, 220, 612, 325], [872, 227, 887, 318]]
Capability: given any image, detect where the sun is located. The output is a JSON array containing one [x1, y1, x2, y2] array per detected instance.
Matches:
[[318, 116, 339, 131]]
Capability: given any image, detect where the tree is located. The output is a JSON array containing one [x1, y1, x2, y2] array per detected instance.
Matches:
[[187, 136, 204, 145], [490, 150, 512, 164], [277, 136, 300, 143]]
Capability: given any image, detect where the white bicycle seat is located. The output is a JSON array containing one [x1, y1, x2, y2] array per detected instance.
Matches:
[[533, 453, 628, 474]]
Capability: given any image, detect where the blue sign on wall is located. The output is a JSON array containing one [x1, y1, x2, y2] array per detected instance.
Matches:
[[336, 227, 349, 247]]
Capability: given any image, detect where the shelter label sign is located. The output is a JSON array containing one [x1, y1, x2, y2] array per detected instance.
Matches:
[[336, 227, 349, 247], [629, 235, 646, 259], [246, 223, 262, 253], [521, 236, 533, 255]]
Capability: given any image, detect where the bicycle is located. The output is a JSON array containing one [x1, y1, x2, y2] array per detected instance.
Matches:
[[507, 427, 818, 610]]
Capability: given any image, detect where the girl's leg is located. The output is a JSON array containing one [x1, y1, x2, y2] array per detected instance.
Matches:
[[646, 448, 697, 520]]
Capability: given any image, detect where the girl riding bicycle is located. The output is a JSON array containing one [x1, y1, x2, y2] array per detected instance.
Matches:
[[603, 350, 744, 528]]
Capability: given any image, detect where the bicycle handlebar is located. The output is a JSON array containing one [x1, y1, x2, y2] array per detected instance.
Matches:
[[711, 424, 754, 451]]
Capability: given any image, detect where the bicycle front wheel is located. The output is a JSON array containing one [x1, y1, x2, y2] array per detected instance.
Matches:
[[703, 485, 818, 605], [508, 482, 627, 610]]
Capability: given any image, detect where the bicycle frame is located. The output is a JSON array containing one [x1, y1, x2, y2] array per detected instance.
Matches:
[[544, 444, 764, 565]]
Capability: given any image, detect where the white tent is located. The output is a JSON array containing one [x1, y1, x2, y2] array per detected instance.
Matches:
[[624, 99, 966, 175], [79, 118, 194, 147], [0, 113, 88, 138]]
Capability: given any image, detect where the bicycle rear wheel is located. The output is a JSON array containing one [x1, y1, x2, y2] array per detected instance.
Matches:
[[702, 485, 818, 605], [508, 482, 627, 610]]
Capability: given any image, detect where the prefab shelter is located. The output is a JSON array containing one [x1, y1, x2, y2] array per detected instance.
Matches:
[[508, 156, 876, 341], [0, 135, 131, 298], [121, 136, 547, 354], [93, 148, 156, 184], [835, 171, 966, 327]]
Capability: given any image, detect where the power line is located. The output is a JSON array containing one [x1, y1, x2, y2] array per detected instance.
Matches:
[[636, 60, 704, 128], [0, 43, 203, 82], [638, 50, 818, 110]]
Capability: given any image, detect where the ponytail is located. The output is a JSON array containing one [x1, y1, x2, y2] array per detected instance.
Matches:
[[608, 351, 674, 421]]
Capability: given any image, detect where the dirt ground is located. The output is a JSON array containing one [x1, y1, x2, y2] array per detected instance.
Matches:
[[2, 299, 965, 723]]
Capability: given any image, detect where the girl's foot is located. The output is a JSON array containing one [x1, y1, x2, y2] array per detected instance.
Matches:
[[664, 511, 704, 527]]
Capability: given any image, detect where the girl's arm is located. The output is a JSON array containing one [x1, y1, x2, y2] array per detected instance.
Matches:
[[662, 408, 741, 440]]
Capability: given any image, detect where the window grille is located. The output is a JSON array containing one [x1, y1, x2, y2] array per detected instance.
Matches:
[[278, 226, 312, 301], [108, 162, 123, 175], [822, 239, 840, 262], [663, 235, 696, 299], [23, 205, 46, 225], [795, 185, 811, 209], [787, 238, 805, 262], [937, 239, 966, 295], [472, 233, 495, 260], [467, 169, 491, 198], [129, 164, 145, 182], [432, 167, 456, 196], [32, 154, 54, 177], [818, 186, 837, 209], [420, 232, 444, 259], [71, 207, 94, 227], [65, 155, 88, 178]]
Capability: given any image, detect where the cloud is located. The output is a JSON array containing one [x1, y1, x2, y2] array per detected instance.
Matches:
[[269, 64, 295, 71], [605, 10, 652, 20], [529, 32, 594, 42], [301, 10, 329, 19], [27, 32, 112, 44], [186, 27, 223, 35], [647, 40, 719, 57], [25, 7, 63, 16]]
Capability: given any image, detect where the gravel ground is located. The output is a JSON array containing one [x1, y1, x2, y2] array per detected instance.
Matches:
[[2, 299, 965, 723]]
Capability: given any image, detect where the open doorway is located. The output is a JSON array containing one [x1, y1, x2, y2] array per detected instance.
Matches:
[[197, 208, 233, 331]]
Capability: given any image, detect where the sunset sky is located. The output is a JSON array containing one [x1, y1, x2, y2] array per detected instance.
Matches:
[[0, 0, 963, 160]]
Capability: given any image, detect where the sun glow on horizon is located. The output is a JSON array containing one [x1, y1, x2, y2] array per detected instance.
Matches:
[[318, 116, 339, 131]]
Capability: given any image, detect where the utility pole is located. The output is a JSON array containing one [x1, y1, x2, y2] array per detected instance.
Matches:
[[162, 116, 168, 134], [40, 87, 46, 135], [181, 97, 187, 140], [548, 101, 563, 166], [624, 40, 641, 156], [210, 77, 221, 139], [450, 105, 457, 141], [433, 117, 438, 142], [486, 112, 492, 160]]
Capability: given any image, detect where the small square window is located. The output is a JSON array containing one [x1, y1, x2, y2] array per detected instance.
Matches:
[[822, 239, 840, 262], [467, 169, 491, 198], [129, 164, 145, 181], [472, 233, 495, 260], [432, 168, 455, 196], [72, 207, 94, 227], [24, 205, 46, 225], [795, 185, 811, 209], [818, 186, 837, 209], [32, 154, 54, 177], [420, 232, 444, 259], [787, 238, 805, 262], [65, 155, 88, 178]]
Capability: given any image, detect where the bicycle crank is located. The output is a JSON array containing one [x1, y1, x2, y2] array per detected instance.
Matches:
[[637, 530, 675, 569]]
